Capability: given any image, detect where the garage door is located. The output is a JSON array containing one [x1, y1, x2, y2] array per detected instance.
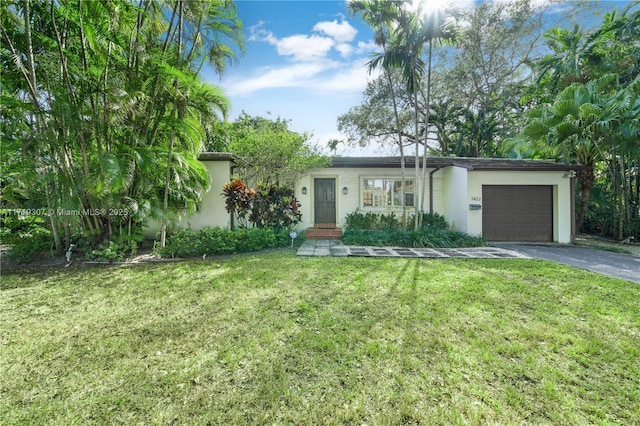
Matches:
[[482, 185, 553, 242]]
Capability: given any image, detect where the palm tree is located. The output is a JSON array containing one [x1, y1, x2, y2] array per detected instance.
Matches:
[[383, 2, 457, 227], [520, 75, 624, 231], [350, 0, 411, 224], [158, 0, 244, 247], [534, 25, 594, 97], [416, 5, 458, 216]]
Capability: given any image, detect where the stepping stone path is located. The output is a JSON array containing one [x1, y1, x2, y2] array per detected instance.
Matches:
[[297, 240, 528, 259]]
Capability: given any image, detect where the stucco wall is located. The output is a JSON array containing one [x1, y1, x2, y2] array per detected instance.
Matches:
[[466, 170, 572, 243], [179, 160, 232, 230], [144, 159, 232, 238], [297, 167, 442, 230], [442, 166, 469, 232]]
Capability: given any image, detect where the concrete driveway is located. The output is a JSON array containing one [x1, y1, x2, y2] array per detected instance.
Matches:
[[498, 243, 640, 284]]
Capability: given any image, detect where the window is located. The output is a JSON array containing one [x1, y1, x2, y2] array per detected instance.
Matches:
[[362, 179, 414, 207]]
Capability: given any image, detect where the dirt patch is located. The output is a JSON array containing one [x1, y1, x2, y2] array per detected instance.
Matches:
[[0, 245, 160, 275]]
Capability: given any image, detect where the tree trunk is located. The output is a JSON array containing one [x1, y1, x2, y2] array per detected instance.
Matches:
[[576, 166, 595, 232], [420, 40, 433, 216], [412, 55, 421, 230], [385, 70, 406, 225]]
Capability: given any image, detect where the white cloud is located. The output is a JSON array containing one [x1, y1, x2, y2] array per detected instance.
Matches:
[[225, 62, 340, 96], [277, 34, 335, 62], [250, 19, 364, 62], [335, 43, 354, 58], [356, 40, 381, 54], [248, 21, 277, 44], [313, 58, 381, 94], [313, 20, 358, 43]]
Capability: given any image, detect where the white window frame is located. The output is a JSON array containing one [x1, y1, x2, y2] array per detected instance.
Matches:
[[361, 177, 414, 208]]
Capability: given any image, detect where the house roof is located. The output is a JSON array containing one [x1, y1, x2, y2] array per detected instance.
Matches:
[[329, 156, 582, 171], [198, 152, 235, 161], [197, 152, 583, 172]]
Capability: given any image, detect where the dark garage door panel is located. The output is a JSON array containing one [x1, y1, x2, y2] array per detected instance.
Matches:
[[483, 185, 553, 242]]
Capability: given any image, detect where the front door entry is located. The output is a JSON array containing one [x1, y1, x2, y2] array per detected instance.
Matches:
[[314, 178, 336, 226]]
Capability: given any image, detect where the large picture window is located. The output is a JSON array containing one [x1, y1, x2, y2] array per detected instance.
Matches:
[[362, 179, 414, 207]]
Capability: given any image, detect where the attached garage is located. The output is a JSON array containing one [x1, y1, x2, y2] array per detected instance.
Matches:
[[482, 185, 554, 242]]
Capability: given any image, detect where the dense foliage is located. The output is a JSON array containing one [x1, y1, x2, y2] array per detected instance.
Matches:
[[209, 112, 329, 186], [342, 210, 485, 248], [0, 211, 52, 264], [1, 0, 244, 253], [516, 7, 640, 238], [158, 226, 297, 258], [223, 179, 302, 230]]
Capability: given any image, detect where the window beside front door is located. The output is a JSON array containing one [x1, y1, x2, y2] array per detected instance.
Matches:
[[362, 178, 414, 207]]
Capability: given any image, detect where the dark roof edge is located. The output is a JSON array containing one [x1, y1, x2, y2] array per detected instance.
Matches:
[[329, 156, 585, 171], [198, 152, 235, 161]]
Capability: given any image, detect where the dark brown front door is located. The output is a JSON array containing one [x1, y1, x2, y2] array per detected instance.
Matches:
[[482, 185, 553, 242], [314, 178, 336, 226]]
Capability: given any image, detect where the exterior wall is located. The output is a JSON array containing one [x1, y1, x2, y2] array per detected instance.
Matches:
[[466, 170, 572, 243], [442, 166, 469, 232], [296, 167, 442, 229], [179, 160, 232, 230], [144, 159, 232, 238]]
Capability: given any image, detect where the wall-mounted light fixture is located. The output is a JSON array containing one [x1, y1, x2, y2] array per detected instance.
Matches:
[[565, 170, 577, 178], [301, 187, 307, 195], [342, 186, 348, 195]]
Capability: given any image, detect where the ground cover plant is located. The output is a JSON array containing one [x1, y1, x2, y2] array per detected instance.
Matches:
[[158, 227, 300, 258], [1, 252, 638, 424], [342, 210, 486, 247]]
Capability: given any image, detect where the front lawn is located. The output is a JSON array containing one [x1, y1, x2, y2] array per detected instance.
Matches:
[[1, 252, 638, 424]]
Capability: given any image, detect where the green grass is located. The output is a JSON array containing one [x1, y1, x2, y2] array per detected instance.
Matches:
[[2, 251, 639, 424]]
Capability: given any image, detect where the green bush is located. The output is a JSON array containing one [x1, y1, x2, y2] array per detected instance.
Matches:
[[223, 180, 302, 231], [344, 210, 400, 231], [342, 228, 486, 248], [7, 228, 53, 264], [413, 212, 448, 230], [159, 227, 298, 258], [86, 240, 127, 263], [85, 228, 145, 262], [1, 213, 53, 264], [345, 210, 449, 233]]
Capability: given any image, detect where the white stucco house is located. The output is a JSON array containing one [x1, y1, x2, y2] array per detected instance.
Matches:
[[176, 153, 579, 244]]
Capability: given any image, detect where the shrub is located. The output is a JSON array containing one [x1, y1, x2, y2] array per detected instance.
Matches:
[[249, 184, 302, 230], [158, 227, 298, 258], [84, 227, 145, 262], [414, 212, 448, 230], [342, 228, 486, 248], [7, 228, 53, 264], [344, 210, 400, 231], [1, 213, 53, 264], [223, 180, 302, 230]]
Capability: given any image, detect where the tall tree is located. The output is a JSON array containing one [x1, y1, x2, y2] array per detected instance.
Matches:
[[522, 5, 640, 238], [349, 0, 412, 223], [0, 0, 244, 252], [518, 75, 637, 232], [213, 113, 329, 186]]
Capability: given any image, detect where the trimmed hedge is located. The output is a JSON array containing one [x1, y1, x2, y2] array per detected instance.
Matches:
[[342, 211, 485, 248], [158, 227, 300, 258], [342, 228, 486, 248]]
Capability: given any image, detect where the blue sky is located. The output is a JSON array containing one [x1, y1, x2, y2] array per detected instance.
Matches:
[[211, 0, 381, 155], [207, 0, 632, 156]]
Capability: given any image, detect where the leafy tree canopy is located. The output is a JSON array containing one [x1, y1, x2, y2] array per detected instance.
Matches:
[[208, 112, 329, 186]]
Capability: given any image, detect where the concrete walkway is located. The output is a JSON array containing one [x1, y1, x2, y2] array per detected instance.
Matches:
[[296, 240, 528, 259]]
